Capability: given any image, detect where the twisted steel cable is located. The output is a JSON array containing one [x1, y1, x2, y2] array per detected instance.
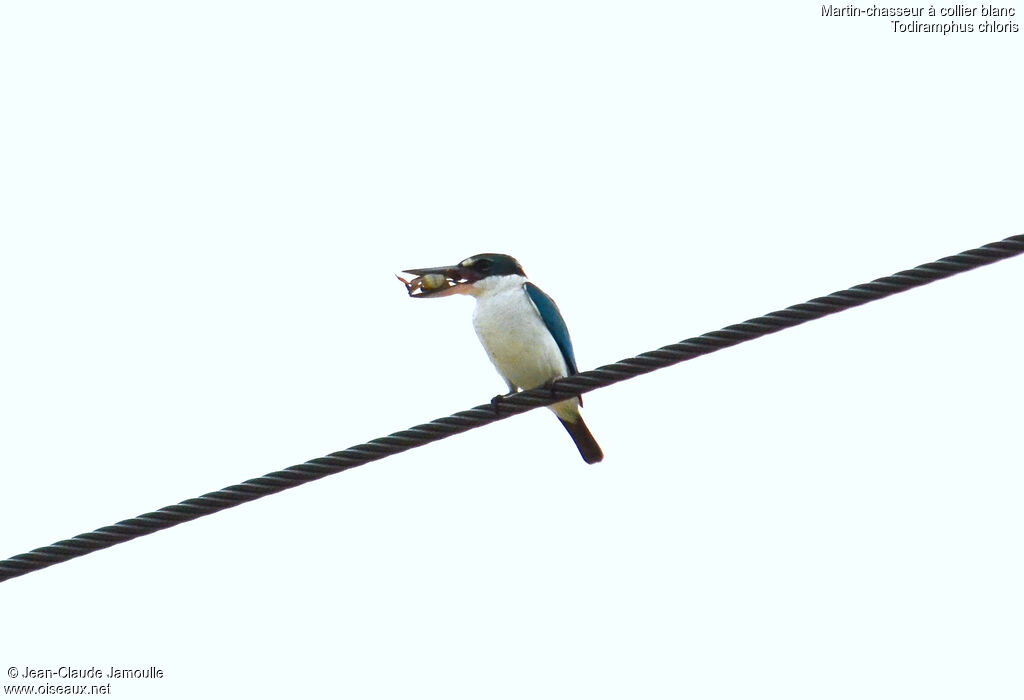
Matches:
[[2, 233, 1022, 583]]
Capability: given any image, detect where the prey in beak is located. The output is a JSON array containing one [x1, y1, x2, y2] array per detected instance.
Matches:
[[396, 263, 481, 298]]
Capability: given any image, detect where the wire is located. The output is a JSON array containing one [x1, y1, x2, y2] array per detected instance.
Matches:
[[2, 234, 1022, 583]]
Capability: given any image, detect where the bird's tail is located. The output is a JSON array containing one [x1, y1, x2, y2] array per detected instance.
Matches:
[[558, 415, 604, 464]]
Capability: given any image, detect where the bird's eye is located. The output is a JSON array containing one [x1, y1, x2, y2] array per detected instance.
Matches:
[[476, 259, 492, 272]]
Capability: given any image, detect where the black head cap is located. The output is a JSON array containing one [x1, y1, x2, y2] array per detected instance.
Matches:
[[457, 253, 526, 279]]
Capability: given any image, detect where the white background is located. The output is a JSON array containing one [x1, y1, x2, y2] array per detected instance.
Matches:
[[1, 2, 1021, 698]]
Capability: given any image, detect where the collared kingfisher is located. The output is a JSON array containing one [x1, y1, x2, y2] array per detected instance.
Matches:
[[399, 253, 603, 464]]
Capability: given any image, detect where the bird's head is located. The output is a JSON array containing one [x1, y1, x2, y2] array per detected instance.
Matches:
[[399, 253, 526, 298]]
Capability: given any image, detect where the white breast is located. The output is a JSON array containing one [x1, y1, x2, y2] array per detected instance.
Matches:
[[470, 275, 569, 392]]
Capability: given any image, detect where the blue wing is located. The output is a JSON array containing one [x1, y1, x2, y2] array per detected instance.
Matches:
[[524, 282, 578, 376]]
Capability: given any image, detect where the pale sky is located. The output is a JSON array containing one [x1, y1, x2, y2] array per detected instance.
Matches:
[[1, 3, 1022, 699]]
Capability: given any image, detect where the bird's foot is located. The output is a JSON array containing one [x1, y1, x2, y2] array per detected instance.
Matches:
[[537, 381, 561, 401], [490, 390, 517, 416], [543, 380, 581, 406]]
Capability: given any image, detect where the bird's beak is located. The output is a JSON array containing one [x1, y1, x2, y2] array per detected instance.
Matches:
[[397, 264, 480, 298]]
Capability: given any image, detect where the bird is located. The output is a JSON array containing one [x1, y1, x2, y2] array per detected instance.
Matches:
[[399, 253, 603, 464]]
